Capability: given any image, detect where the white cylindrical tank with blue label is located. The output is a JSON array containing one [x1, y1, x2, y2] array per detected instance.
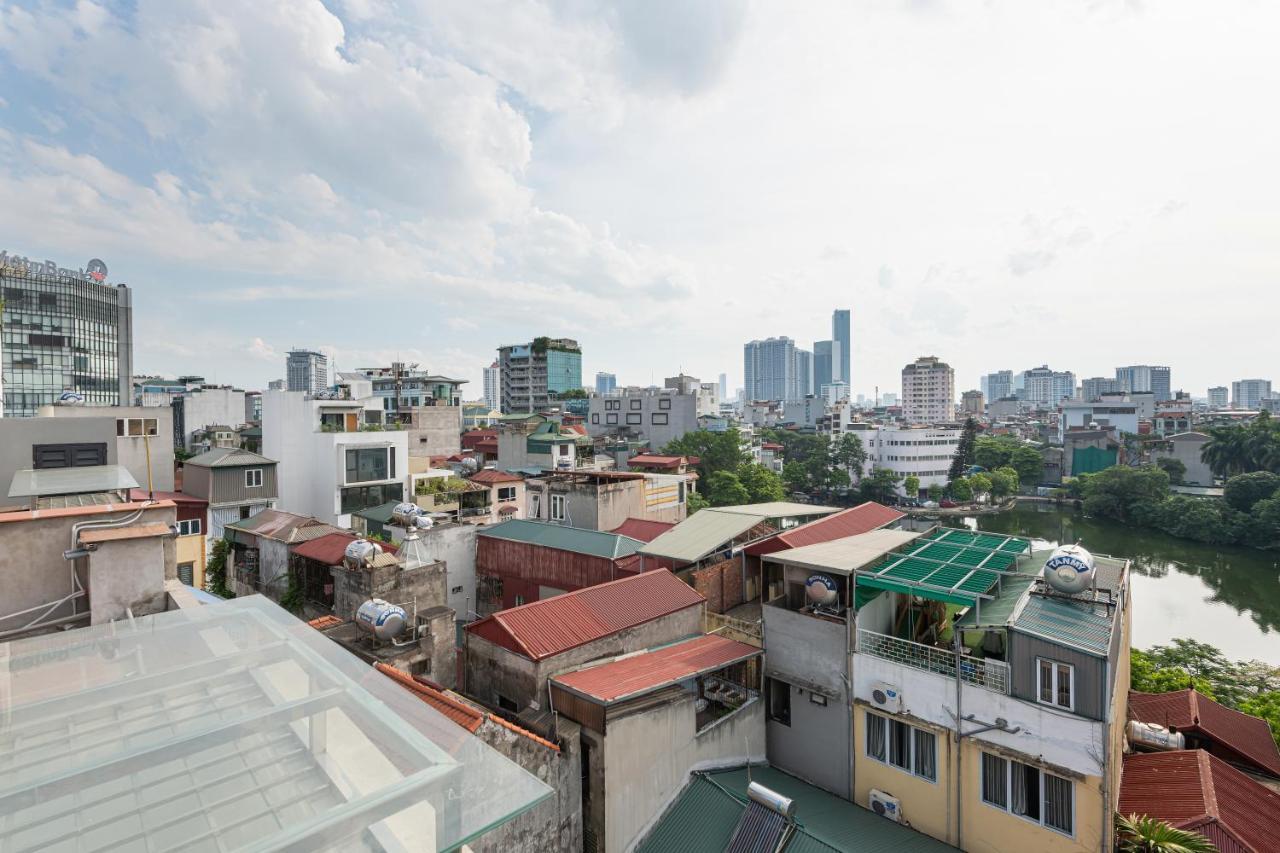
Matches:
[[806, 574, 839, 608], [1043, 544, 1095, 594], [355, 599, 408, 641]]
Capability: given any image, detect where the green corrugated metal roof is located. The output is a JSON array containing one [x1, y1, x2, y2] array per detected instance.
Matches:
[[1011, 593, 1114, 656], [633, 774, 741, 853], [477, 519, 643, 560], [352, 500, 399, 524], [636, 765, 958, 853]]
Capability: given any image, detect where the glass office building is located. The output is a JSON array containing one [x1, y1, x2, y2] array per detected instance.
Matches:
[[1, 252, 133, 417]]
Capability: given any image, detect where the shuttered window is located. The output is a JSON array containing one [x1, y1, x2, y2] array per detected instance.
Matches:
[[177, 563, 195, 586]]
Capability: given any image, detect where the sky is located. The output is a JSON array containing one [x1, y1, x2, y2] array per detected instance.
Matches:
[[0, 0, 1277, 399]]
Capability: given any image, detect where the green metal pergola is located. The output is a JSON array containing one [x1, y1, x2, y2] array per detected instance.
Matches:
[[854, 527, 1033, 608]]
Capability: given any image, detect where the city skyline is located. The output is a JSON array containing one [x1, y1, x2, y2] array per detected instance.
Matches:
[[0, 3, 1275, 397]]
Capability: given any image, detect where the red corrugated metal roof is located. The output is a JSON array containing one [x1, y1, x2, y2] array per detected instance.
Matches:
[[469, 468, 525, 484], [376, 663, 485, 733], [466, 569, 705, 661], [609, 518, 677, 543], [552, 634, 759, 703], [1130, 689, 1280, 778], [742, 501, 904, 557], [627, 454, 686, 469], [292, 532, 397, 565], [1120, 750, 1280, 853]]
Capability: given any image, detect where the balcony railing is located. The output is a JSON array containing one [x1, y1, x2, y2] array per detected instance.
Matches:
[[857, 628, 1009, 694]]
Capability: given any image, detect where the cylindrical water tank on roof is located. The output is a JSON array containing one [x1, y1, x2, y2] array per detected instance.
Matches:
[[355, 599, 408, 641], [1043, 544, 1095, 594], [343, 539, 383, 569], [1127, 720, 1185, 751], [392, 502, 424, 527]]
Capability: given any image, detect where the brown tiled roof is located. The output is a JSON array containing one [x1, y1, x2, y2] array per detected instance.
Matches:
[[79, 522, 173, 544], [307, 615, 343, 630], [609, 518, 677, 543], [466, 570, 704, 661], [743, 501, 904, 557], [1120, 750, 1280, 853], [552, 635, 759, 703], [627, 454, 686, 469], [1129, 689, 1280, 778], [469, 468, 525, 485], [375, 663, 484, 733]]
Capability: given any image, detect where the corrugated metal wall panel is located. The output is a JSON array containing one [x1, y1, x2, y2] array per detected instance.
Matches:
[[212, 464, 278, 505], [550, 684, 606, 733], [476, 537, 621, 592], [1008, 630, 1106, 720]]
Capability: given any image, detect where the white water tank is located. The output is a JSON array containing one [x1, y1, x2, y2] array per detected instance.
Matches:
[[806, 574, 839, 608], [355, 599, 408, 641], [1043, 544, 1095, 594], [1127, 720, 1185, 751], [747, 781, 796, 818], [392, 502, 424, 527], [343, 539, 383, 569]]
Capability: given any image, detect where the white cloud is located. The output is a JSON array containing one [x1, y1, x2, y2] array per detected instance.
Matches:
[[248, 337, 278, 361]]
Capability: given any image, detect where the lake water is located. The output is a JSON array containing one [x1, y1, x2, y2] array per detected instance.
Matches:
[[964, 504, 1280, 664]]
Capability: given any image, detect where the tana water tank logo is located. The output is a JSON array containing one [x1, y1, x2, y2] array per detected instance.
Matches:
[[1043, 544, 1095, 594], [86, 259, 108, 283]]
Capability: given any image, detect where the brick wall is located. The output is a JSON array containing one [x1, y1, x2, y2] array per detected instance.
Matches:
[[690, 558, 742, 614]]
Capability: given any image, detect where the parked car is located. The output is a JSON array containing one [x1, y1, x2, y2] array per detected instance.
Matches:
[[939, 499, 958, 508]]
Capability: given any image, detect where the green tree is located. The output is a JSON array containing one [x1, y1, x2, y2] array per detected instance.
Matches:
[[989, 467, 1018, 500], [1249, 496, 1280, 547], [832, 433, 867, 481], [1224, 471, 1280, 512], [1155, 457, 1187, 485], [1151, 497, 1247, 546], [968, 472, 992, 501], [1081, 465, 1170, 523], [949, 477, 974, 502], [927, 483, 943, 502], [556, 388, 588, 399], [782, 461, 809, 494], [1008, 444, 1045, 484], [859, 468, 902, 504], [204, 538, 233, 599], [948, 418, 979, 481], [706, 470, 750, 506], [828, 467, 852, 490], [1239, 692, 1280, 749], [903, 475, 920, 499], [973, 435, 1016, 471], [736, 462, 786, 503], [1147, 639, 1230, 685], [1115, 813, 1217, 853], [686, 491, 709, 515], [664, 429, 750, 482]]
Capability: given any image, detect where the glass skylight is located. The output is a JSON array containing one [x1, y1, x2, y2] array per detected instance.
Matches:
[[0, 596, 550, 852]]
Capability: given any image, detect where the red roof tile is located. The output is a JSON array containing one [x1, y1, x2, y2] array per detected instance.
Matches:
[[469, 468, 525, 485], [609, 518, 677, 543], [292, 532, 397, 565], [626, 454, 686, 469], [486, 713, 560, 751], [466, 570, 705, 661], [742, 501, 904, 557], [1130, 689, 1280, 778], [376, 663, 485, 733], [307, 615, 344, 630], [553, 635, 759, 703], [1120, 750, 1280, 853]]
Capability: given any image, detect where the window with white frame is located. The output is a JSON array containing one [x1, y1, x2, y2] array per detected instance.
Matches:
[[245, 468, 263, 488], [1036, 658, 1074, 711], [865, 711, 936, 782], [981, 751, 1073, 836], [551, 494, 566, 521], [176, 518, 202, 536], [530, 492, 542, 519], [497, 486, 517, 503]]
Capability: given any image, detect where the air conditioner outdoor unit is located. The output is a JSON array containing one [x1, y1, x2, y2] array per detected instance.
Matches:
[[869, 790, 902, 823], [870, 682, 902, 713]]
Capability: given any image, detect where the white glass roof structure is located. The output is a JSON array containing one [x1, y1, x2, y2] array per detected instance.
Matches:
[[0, 596, 551, 852], [8, 464, 140, 498]]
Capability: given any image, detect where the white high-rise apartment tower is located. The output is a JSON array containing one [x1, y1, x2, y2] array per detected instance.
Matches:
[[901, 356, 955, 424]]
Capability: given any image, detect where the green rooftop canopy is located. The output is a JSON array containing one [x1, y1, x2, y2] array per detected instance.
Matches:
[[855, 528, 1032, 607]]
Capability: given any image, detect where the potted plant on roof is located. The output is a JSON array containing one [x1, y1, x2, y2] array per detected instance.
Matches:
[[1115, 813, 1217, 853]]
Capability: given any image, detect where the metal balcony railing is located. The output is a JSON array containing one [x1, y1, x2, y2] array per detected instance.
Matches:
[[857, 628, 1009, 694]]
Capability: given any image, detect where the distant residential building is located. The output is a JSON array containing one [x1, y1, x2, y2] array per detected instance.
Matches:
[[718, 372, 728, 400], [813, 340, 837, 393], [1116, 365, 1172, 401], [833, 308, 851, 385], [1080, 376, 1121, 402], [1060, 400, 1139, 440], [361, 364, 465, 416], [462, 402, 502, 430], [587, 387, 698, 449], [900, 356, 955, 424], [1152, 432, 1213, 486], [483, 360, 501, 410], [285, 348, 328, 393], [262, 389, 407, 527], [982, 370, 1013, 402], [960, 389, 985, 415], [267, 378, 285, 391], [172, 385, 247, 451], [0, 249, 133, 417], [849, 423, 961, 496], [182, 446, 280, 548], [244, 390, 262, 423], [595, 371, 617, 395], [1232, 378, 1272, 410], [1019, 365, 1075, 407], [0, 403, 176, 498], [496, 416, 596, 472], [1207, 386, 1229, 408], [743, 337, 810, 402], [498, 337, 582, 413]]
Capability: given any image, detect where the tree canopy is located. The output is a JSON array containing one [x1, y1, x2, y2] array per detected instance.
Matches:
[[1202, 411, 1280, 477], [973, 434, 1043, 484], [664, 428, 749, 482], [948, 418, 978, 481]]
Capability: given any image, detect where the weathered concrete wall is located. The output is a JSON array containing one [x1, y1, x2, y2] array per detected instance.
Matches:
[[406, 406, 462, 458], [392, 523, 478, 626], [762, 603, 847, 694], [0, 503, 176, 633], [331, 558, 448, 621], [89, 536, 169, 621], [605, 696, 765, 853], [466, 605, 703, 712], [766, 680, 849, 796], [470, 717, 583, 853]]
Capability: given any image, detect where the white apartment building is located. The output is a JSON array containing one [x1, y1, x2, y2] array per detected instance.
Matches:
[[1207, 386, 1229, 409], [901, 356, 955, 424], [1232, 378, 1272, 410], [262, 389, 408, 528], [586, 387, 698, 449], [173, 385, 247, 451], [483, 361, 501, 411], [1020, 366, 1075, 407], [846, 423, 962, 497]]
